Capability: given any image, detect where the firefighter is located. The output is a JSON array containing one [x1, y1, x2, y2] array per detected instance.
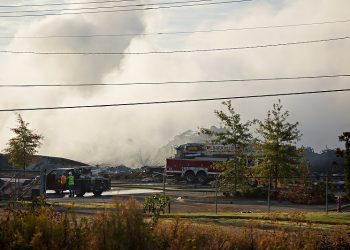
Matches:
[[68, 172, 75, 197], [60, 173, 67, 191]]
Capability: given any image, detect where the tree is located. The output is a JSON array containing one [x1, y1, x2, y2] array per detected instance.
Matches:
[[4, 114, 43, 171], [255, 100, 302, 188], [338, 132, 350, 198], [200, 101, 253, 194]]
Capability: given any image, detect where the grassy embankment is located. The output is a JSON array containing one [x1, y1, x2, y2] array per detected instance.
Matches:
[[4, 200, 347, 229], [0, 199, 350, 249], [2, 199, 350, 228], [162, 211, 350, 225], [47, 200, 350, 226]]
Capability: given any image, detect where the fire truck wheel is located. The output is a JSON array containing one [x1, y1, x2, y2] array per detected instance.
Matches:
[[185, 171, 196, 183], [75, 189, 86, 197], [197, 171, 208, 184], [93, 191, 103, 196]]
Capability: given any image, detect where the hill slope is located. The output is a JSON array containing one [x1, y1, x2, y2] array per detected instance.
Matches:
[[0, 154, 88, 171]]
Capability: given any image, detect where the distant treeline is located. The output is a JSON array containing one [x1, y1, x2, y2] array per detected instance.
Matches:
[[304, 147, 344, 174]]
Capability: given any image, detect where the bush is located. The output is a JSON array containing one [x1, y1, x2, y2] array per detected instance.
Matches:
[[89, 199, 155, 250], [1, 199, 350, 249], [144, 194, 170, 225], [223, 186, 280, 199], [0, 199, 154, 250], [278, 182, 335, 204], [0, 206, 88, 250], [239, 186, 267, 199]]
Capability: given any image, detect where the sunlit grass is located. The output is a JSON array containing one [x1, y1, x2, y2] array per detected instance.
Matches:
[[161, 211, 350, 226]]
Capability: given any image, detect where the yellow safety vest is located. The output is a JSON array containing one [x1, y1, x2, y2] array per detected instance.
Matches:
[[68, 175, 74, 186]]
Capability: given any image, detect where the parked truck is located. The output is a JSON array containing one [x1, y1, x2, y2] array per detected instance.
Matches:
[[46, 167, 111, 196], [166, 143, 235, 184]]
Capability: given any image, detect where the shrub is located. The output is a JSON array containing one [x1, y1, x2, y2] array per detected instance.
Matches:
[[143, 194, 170, 224], [0, 206, 87, 250], [89, 199, 155, 250], [1, 199, 350, 249], [278, 182, 335, 204], [239, 186, 267, 199]]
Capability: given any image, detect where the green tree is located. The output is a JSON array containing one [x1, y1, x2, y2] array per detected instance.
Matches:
[[339, 132, 350, 198], [4, 114, 43, 171], [255, 100, 302, 188], [200, 101, 253, 194]]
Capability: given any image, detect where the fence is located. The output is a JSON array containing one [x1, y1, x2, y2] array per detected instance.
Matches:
[[0, 169, 42, 200], [155, 175, 346, 214], [1, 168, 345, 214]]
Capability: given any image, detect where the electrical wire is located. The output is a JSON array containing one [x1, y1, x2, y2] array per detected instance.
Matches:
[[0, 0, 252, 18], [0, 74, 349, 88], [1, 35, 348, 55], [0, 0, 142, 8], [1, 18, 349, 39], [1, 88, 349, 112], [0, 0, 226, 14]]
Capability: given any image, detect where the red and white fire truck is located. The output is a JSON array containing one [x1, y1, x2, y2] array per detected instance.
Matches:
[[165, 143, 235, 184]]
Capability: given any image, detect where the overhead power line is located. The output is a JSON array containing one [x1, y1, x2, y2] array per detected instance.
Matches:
[[2, 18, 349, 39], [0, 74, 349, 88], [0, 0, 141, 8], [0, 0, 224, 14], [0, 88, 349, 112], [0, 0, 252, 18], [1, 35, 348, 55]]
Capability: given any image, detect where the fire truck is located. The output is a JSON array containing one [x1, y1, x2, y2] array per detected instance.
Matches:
[[166, 143, 235, 184]]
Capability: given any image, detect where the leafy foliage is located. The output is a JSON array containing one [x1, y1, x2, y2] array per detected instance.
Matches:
[[200, 101, 253, 194], [278, 165, 335, 204], [200, 101, 252, 147], [4, 114, 43, 169], [144, 194, 170, 224], [214, 157, 250, 196], [255, 100, 302, 188], [0, 204, 88, 250]]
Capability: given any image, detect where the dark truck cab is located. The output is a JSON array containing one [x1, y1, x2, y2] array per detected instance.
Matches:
[[46, 167, 111, 196]]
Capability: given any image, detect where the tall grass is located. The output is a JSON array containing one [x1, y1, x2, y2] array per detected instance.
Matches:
[[0, 199, 349, 250], [89, 199, 154, 250], [0, 205, 88, 250], [154, 219, 350, 250]]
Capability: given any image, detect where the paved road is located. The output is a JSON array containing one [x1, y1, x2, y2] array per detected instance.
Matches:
[[46, 186, 340, 214], [47, 188, 162, 203]]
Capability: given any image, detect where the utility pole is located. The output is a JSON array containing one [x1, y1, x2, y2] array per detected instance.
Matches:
[[157, 170, 170, 213], [40, 168, 47, 195], [155, 171, 166, 195], [23, 142, 26, 179], [162, 170, 166, 196], [267, 175, 271, 212], [325, 175, 328, 215], [215, 178, 218, 214], [267, 162, 272, 213]]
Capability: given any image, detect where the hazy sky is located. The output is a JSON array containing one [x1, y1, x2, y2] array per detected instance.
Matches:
[[0, 0, 349, 166]]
